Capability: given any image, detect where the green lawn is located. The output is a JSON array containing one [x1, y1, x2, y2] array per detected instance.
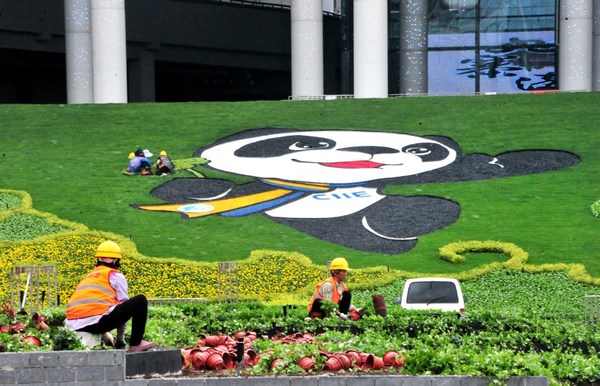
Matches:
[[1, 92, 599, 277]]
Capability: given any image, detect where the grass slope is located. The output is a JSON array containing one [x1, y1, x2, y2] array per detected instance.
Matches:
[[1, 92, 599, 277]]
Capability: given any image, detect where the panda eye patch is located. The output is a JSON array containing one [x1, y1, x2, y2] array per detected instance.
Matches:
[[401, 142, 449, 162], [404, 146, 432, 155], [289, 141, 331, 151], [234, 135, 336, 158]]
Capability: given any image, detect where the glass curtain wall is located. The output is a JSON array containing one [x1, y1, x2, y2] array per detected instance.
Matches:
[[427, 0, 556, 94]]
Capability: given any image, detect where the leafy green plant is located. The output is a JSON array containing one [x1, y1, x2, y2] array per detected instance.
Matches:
[[591, 199, 600, 218], [0, 213, 70, 241], [0, 193, 21, 211], [52, 327, 85, 351]]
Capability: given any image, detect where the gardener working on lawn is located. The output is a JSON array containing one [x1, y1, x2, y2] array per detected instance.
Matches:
[[65, 240, 157, 352], [308, 257, 364, 321]]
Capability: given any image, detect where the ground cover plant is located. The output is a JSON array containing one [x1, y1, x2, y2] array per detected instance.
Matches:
[[2, 93, 600, 384], [1, 275, 599, 385]]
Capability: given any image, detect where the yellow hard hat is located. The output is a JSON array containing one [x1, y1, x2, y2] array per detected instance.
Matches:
[[160, 150, 167, 156], [95, 240, 122, 259], [329, 257, 350, 271]]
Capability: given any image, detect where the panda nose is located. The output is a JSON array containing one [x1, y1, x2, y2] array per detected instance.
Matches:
[[338, 146, 399, 155]]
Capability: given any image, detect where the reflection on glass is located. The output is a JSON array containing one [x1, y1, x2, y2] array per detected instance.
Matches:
[[425, 0, 556, 94]]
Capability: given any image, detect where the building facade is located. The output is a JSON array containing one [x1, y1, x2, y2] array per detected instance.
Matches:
[[0, 0, 595, 103]]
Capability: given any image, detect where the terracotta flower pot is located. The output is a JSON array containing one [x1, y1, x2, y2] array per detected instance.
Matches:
[[324, 356, 343, 371], [222, 352, 234, 370], [345, 350, 362, 367], [383, 350, 406, 368], [270, 358, 284, 370], [11, 322, 25, 333], [22, 335, 40, 347], [205, 352, 226, 370], [373, 294, 387, 317], [335, 354, 351, 370], [192, 350, 212, 369], [214, 344, 230, 354], [253, 349, 275, 366], [359, 352, 370, 368], [244, 349, 257, 366], [180, 348, 196, 369], [235, 331, 247, 340], [310, 311, 323, 319], [203, 334, 228, 347], [298, 356, 316, 371], [364, 354, 384, 370]]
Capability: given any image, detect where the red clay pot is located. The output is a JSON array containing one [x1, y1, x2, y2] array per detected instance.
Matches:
[[270, 358, 284, 370], [345, 350, 362, 367], [234, 331, 247, 340], [244, 349, 257, 366], [180, 348, 196, 369], [324, 356, 343, 371], [335, 354, 351, 370], [222, 352, 234, 370], [298, 356, 316, 371], [214, 344, 230, 354], [373, 294, 387, 317], [364, 354, 384, 370], [205, 352, 226, 370], [22, 335, 40, 347], [383, 350, 406, 368], [203, 334, 228, 347], [192, 350, 212, 369]]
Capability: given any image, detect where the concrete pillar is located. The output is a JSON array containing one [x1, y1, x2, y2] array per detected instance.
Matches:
[[559, 0, 593, 91], [399, 0, 428, 94], [593, 0, 600, 90], [128, 50, 156, 102], [291, 0, 324, 99], [353, 0, 388, 98], [64, 0, 93, 104], [91, 0, 128, 103]]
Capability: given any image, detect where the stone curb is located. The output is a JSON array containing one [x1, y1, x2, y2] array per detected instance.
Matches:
[[0, 350, 548, 386]]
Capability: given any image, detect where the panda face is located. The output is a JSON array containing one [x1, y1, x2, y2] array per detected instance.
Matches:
[[200, 130, 457, 184]]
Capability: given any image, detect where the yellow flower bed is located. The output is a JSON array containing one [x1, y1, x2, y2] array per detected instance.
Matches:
[[0, 235, 351, 305]]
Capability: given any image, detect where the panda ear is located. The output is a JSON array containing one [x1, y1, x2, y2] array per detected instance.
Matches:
[[422, 135, 463, 158], [192, 127, 299, 157]]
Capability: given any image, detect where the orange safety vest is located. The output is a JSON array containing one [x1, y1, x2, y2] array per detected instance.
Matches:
[[66, 266, 120, 320], [308, 276, 348, 313]]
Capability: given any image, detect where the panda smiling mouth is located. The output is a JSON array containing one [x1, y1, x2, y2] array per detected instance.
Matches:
[[319, 160, 386, 169]]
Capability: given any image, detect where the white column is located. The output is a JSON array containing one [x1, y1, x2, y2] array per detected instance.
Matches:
[[291, 0, 324, 99], [593, 0, 600, 90], [91, 0, 128, 103], [353, 0, 388, 98], [399, 0, 428, 94], [559, 0, 593, 91], [64, 0, 93, 104]]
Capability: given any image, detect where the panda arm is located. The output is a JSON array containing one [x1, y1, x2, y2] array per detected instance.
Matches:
[[149, 178, 270, 203], [394, 150, 580, 184]]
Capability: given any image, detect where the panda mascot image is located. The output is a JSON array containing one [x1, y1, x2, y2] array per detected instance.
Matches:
[[132, 128, 579, 255]]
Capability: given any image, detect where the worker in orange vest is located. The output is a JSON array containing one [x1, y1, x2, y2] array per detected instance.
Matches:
[[65, 240, 157, 352], [308, 257, 364, 321]]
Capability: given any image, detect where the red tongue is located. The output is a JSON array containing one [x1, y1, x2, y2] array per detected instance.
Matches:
[[321, 160, 384, 169]]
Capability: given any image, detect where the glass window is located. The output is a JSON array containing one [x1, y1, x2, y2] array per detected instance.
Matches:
[[406, 281, 459, 304], [426, 0, 556, 94]]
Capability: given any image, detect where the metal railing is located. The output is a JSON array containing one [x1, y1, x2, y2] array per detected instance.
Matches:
[[584, 295, 600, 324], [10, 264, 59, 313], [148, 297, 207, 306]]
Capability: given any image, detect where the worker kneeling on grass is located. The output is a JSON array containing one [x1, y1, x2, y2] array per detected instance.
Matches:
[[65, 240, 157, 352], [308, 257, 364, 321]]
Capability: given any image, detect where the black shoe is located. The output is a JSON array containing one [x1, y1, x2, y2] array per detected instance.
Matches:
[[115, 340, 127, 350]]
